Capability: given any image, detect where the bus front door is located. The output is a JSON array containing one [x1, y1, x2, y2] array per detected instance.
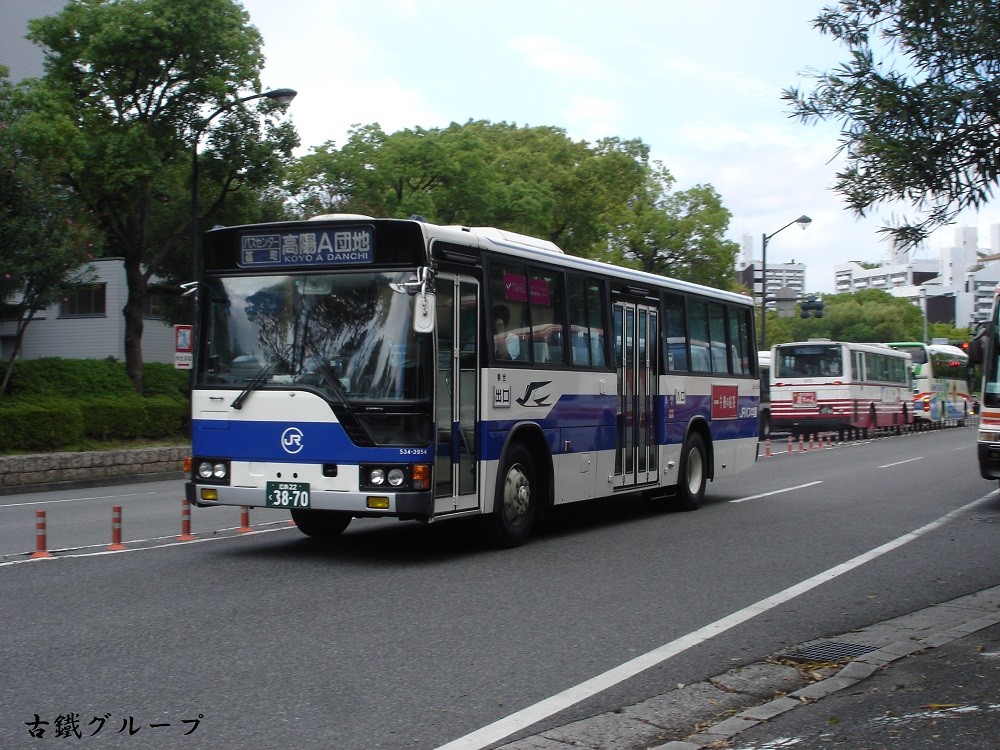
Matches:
[[614, 300, 659, 489], [434, 276, 480, 514]]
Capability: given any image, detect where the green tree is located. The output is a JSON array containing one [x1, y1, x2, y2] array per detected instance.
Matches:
[[784, 1, 1000, 245], [15, 0, 297, 393], [763, 289, 924, 345], [286, 120, 738, 288], [287, 121, 646, 257], [0, 69, 101, 395], [608, 170, 740, 289]]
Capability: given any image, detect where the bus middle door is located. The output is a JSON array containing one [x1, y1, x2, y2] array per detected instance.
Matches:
[[614, 299, 659, 489]]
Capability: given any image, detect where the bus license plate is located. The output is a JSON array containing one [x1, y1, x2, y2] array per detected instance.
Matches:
[[265, 481, 310, 508], [792, 391, 817, 407]]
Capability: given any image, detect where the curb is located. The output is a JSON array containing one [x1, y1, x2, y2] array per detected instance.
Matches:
[[497, 585, 1000, 750], [0, 470, 186, 497]]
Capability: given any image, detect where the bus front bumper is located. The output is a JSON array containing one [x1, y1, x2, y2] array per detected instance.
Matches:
[[185, 482, 435, 520]]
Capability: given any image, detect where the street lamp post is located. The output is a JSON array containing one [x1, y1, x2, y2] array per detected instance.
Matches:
[[760, 214, 811, 350]]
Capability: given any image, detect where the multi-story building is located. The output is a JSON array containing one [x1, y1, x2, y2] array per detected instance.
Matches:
[[1, 0, 66, 80], [834, 225, 1000, 328], [735, 235, 806, 311]]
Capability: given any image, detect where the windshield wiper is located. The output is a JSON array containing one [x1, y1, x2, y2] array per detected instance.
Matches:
[[231, 361, 275, 410]]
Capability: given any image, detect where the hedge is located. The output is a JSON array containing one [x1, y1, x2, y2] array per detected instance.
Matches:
[[0, 358, 189, 452], [5, 358, 190, 398], [0, 398, 86, 452], [7, 357, 134, 397]]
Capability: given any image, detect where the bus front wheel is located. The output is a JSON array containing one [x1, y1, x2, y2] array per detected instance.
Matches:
[[674, 432, 707, 512], [488, 444, 537, 548], [291, 508, 352, 538]]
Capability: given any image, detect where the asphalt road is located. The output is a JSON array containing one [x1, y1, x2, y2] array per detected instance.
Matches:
[[2, 426, 997, 750]]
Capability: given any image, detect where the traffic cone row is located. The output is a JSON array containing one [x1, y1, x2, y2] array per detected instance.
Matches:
[[26, 500, 259, 558]]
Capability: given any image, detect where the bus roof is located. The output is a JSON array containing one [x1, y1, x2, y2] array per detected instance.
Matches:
[[208, 215, 754, 308], [774, 340, 912, 358], [415, 219, 753, 307]]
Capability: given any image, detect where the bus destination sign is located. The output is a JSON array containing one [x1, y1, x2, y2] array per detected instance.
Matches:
[[239, 226, 374, 268]]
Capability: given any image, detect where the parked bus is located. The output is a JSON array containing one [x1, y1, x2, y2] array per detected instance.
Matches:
[[770, 340, 912, 437], [185, 216, 761, 546], [972, 285, 1000, 483], [885, 341, 972, 426]]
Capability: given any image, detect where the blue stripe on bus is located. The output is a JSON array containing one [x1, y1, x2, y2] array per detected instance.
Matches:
[[193, 392, 759, 463], [191, 419, 413, 463]]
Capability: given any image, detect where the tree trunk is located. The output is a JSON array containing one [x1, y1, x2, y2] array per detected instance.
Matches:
[[0, 309, 36, 397], [122, 253, 147, 395]]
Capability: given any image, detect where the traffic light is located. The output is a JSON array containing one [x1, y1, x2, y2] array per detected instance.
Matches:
[[800, 296, 825, 318]]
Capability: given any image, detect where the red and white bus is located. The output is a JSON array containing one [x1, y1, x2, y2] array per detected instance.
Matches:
[[770, 340, 913, 437]]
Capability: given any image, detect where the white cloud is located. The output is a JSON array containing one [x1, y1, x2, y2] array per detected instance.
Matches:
[[508, 36, 610, 81]]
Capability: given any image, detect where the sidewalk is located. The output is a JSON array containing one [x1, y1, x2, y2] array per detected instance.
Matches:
[[497, 586, 1000, 750]]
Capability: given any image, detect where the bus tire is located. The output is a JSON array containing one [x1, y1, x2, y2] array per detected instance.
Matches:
[[488, 444, 537, 548], [759, 410, 771, 441], [674, 432, 707, 512], [290, 508, 352, 538]]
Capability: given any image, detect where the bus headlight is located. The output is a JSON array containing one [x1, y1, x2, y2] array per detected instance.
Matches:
[[194, 458, 230, 484], [360, 464, 431, 491]]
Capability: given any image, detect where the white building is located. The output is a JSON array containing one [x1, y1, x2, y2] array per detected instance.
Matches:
[[736, 234, 806, 310], [833, 225, 1000, 328], [0, 259, 177, 364], [0, 0, 66, 81]]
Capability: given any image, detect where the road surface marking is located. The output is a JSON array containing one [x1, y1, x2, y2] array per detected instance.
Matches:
[[729, 481, 822, 503], [432, 490, 998, 750]]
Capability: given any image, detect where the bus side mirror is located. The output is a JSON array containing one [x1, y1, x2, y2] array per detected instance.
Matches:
[[413, 292, 435, 333]]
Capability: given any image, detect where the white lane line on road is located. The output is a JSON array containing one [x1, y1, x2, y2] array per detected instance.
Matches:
[[0, 491, 156, 509], [878, 457, 922, 469], [729, 481, 822, 503], [433, 490, 999, 750], [0, 523, 297, 567]]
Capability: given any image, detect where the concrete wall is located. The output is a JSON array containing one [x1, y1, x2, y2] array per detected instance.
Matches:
[[0, 446, 187, 493]]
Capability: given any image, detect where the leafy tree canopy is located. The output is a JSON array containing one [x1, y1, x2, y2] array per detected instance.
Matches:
[[764, 289, 924, 345], [784, 0, 1000, 245], [285, 120, 740, 289]]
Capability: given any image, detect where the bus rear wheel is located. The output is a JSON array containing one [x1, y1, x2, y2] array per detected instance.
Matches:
[[674, 432, 707, 511], [291, 508, 352, 538], [488, 444, 537, 548]]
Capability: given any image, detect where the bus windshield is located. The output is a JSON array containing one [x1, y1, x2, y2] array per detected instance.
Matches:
[[774, 343, 843, 378], [198, 270, 431, 403]]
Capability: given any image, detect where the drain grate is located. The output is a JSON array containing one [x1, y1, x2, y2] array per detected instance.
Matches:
[[784, 641, 879, 663]]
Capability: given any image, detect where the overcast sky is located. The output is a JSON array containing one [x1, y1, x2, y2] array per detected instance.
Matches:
[[239, 0, 999, 292]]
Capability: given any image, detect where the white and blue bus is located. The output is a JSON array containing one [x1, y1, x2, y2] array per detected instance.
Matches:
[[185, 216, 760, 546], [886, 341, 972, 426]]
